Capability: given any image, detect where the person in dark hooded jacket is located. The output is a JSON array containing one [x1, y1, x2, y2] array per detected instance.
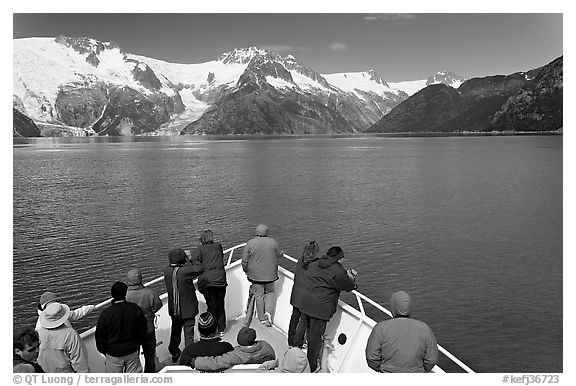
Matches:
[[298, 245, 357, 372], [189, 230, 227, 335], [287, 240, 319, 348], [365, 291, 438, 373], [162, 248, 204, 363]]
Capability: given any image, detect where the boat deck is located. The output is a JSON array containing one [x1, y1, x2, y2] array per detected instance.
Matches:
[[158, 315, 290, 372]]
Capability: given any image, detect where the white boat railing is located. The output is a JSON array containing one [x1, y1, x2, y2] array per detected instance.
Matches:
[[222, 243, 474, 373], [94, 243, 473, 373]]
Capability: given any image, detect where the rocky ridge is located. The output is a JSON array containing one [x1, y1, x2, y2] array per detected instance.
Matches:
[[367, 56, 562, 133]]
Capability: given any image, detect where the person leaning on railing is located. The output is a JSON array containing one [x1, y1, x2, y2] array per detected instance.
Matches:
[[298, 246, 358, 372]]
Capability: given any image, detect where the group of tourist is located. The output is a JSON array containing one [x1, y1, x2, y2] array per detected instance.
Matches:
[[13, 223, 439, 374]]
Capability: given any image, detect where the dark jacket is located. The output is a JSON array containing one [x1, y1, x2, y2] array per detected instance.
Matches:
[[289, 257, 309, 309], [95, 300, 148, 358], [190, 242, 227, 292], [194, 341, 276, 372], [365, 291, 438, 373], [298, 254, 357, 321], [178, 337, 234, 367], [162, 249, 204, 319], [126, 284, 163, 333]]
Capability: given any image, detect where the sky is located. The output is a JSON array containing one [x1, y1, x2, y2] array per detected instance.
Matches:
[[11, 12, 563, 82]]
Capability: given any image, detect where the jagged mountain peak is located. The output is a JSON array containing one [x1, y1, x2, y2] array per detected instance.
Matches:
[[218, 47, 270, 65], [54, 35, 121, 56], [366, 69, 389, 86], [426, 71, 466, 86]]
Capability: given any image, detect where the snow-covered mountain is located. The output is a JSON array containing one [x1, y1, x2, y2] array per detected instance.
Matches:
[[389, 71, 466, 96], [13, 36, 463, 136]]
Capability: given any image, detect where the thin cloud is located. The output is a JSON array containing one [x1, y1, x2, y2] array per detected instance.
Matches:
[[363, 14, 417, 22], [259, 45, 308, 53], [330, 42, 349, 52]]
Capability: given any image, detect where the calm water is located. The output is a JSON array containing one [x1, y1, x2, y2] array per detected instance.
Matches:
[[12, 135, 562, 373]]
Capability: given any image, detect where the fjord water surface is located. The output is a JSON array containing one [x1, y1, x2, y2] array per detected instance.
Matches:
[[13, 135, 562, 372]]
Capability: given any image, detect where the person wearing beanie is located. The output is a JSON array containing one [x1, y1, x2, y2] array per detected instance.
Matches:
[[162, 248, 204, 363], [95, 281, 148, 373], [298, 246, 358, 372], [241, 224, 284, 328], [34, 290, 96, 331], [192, 327, 276, 372], [178, 312, 234, 368], [189, 230, 228, 335], [125, 268, 163, 372], [365, 291, 439, 373], [37, 302, 90, 372]]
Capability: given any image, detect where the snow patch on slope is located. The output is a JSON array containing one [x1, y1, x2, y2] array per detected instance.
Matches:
[[323, 72, 396, 93], [290, 71, 330, 92], [129, 54, 247, 90], [265, 76, 296, 90], [388, 79, 428, 96]]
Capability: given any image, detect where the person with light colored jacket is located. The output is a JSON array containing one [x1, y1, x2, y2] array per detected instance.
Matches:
[[125, 268, 163, 373], [365, 291, 439, 373], [241, 224, 283, 327], [191, 327, 275, 372], [37, 302, 90, 373], [35, 291, 95, 331]]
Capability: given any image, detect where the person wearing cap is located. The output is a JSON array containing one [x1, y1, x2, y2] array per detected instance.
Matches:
[[241, 224, 283, 328], [192, 326, 276, 372], [162, 248, 204, 363], [35, 291, 95, 331], [365, 291, 439, 373], [37, 302, 90, 373], [178, 311, 234, 368], [13, 327, 44, 373], [299, 246, 358, 372], [288, 240, 320, 348], [125, 268, 163, 372], [95, 281, 148, 373], [189, 230, 228, 335]]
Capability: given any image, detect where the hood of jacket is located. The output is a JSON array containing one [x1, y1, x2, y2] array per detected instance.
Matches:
[[317, 254, 342, 269], [390, 291, 412, 317], [168, 248, 187, 265], [238, 341, 265, 354]]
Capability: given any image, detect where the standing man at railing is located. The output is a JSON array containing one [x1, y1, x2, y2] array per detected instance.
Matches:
[[95, 282, 148, 373], [365, 290, 438, 373], [163, 248, 204, 363], [125, 268, 163, 373], [242, 224, 283, 327]]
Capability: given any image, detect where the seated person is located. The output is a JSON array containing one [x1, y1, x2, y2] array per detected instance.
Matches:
[[179, 312, 234, 367], [258, 346, 310, 373], [191, 326, 275, 372], [13, 327, 44, 373]]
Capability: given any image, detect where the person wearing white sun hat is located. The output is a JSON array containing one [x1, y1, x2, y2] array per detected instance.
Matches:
[[37, 302, 90, 373]]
